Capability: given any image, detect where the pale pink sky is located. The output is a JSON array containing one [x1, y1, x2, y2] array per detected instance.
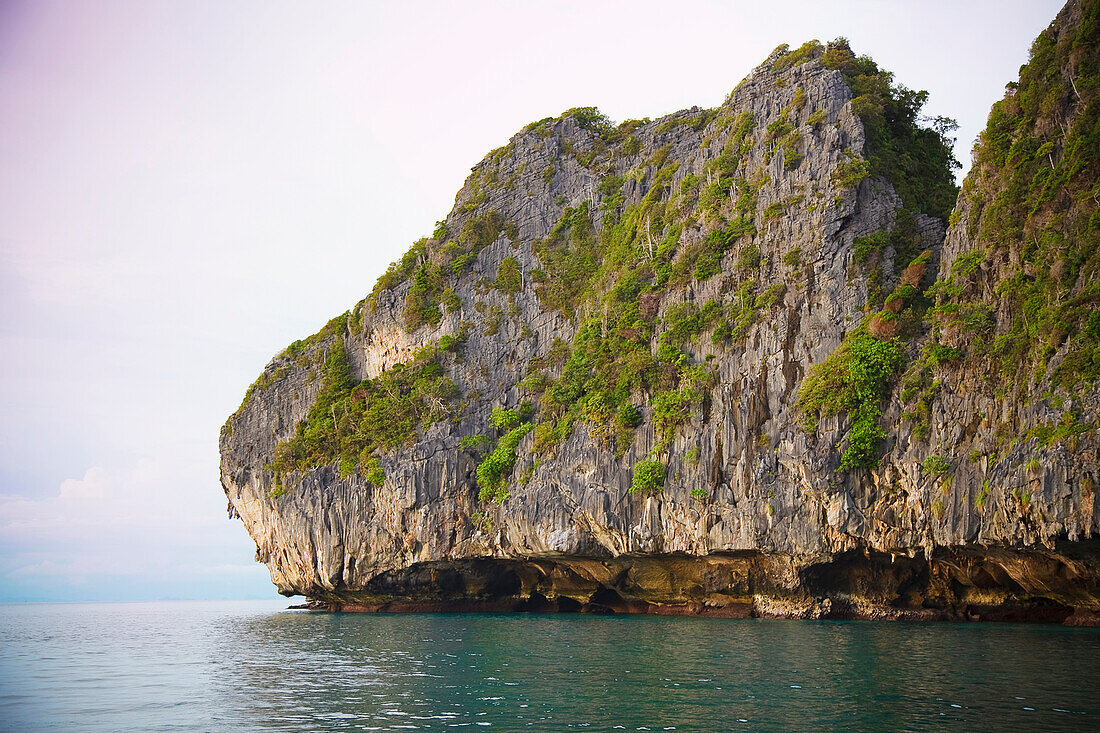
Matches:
[[0, 0, 1064, 600]]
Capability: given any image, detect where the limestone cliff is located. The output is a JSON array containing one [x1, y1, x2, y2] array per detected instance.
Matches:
[[222, 0, 1100, 622]]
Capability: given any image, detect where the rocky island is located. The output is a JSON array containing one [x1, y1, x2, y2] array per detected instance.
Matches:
[[222, 0, 1100, 623]]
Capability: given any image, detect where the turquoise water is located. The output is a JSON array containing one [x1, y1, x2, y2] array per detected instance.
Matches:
[[1, 601, 1098, 731]]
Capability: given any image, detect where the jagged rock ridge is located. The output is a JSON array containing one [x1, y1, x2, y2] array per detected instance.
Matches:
[[222, 0, 1100, 623]]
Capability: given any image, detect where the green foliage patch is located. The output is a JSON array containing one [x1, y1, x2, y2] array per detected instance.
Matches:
[[368, 210, 514, 332], [495, 257, 522, 292], [954, 2, 1100, 393], [922, 455, 951, 475], [798, 331, 906, 469], [269, 333, 458, 490], [541, 320, 659, 455], [630, 459, 665, 493], [477, 422, 535, 503], [651, 364, 714, 450], [822, 38, 961, 220], [531, 203, 602, 316]]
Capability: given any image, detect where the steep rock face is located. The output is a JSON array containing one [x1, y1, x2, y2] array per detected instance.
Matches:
[[222, 2, 1100, 621]]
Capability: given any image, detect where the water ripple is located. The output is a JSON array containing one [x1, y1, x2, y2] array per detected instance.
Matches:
[[1, 602, 1099, 731]]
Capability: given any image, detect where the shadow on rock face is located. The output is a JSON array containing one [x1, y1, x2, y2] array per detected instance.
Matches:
[[312, 540, 1100, 625]]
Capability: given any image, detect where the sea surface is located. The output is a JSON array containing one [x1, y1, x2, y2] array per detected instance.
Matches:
[[1, 600, 1099, 732]]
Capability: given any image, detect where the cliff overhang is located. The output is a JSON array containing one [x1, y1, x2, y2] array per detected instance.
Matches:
[[297, 541, 1100, 625]]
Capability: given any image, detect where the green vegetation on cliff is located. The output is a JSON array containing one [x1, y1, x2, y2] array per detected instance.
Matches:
[[511, 40, 959, 471], [476, 421, 535, 504], [372, 210, 516, 332], [772, 38, 961, 220], [798, 331, 906, 469], [947, 0, 1100, 393], [268, 328, 460, 492], [630, 459, 665, 493], [255, 35, 973, 497]]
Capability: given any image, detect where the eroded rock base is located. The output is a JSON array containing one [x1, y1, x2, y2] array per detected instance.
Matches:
[[300, 541, 1100, 625]]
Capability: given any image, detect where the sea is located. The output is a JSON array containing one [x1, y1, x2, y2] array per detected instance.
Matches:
[[1, 600, 1098, 732]]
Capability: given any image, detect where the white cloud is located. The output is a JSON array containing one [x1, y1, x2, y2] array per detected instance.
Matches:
[[57, 465, 109, 500], [0, 457, 269, 597], [1, 460, 166, 529]]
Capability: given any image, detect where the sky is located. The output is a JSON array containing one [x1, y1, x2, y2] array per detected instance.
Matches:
[[0, 0, 1065, 602]]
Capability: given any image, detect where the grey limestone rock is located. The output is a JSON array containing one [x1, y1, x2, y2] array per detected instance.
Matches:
[[221, 36, 1100, 622]]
